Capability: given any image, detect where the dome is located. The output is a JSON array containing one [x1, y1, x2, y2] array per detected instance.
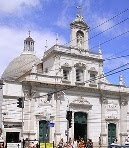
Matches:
[[2, 53, 41, 81]]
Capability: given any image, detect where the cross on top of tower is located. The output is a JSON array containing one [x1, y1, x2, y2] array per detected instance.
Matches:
[[28, 30, 31, 37], [76, 5, 82, 16]]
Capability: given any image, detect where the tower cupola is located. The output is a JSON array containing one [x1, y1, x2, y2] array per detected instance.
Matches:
[[70, 7, 89, 51], [23, 31, 35, 54]]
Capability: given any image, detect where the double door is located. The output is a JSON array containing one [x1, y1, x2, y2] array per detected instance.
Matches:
[[74, 112, 87, 141], [39, 120, 50, 143], [108, 123, 116, 145]]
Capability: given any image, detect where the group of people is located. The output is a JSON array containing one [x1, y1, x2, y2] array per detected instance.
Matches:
[[57, 138, 93, 148]]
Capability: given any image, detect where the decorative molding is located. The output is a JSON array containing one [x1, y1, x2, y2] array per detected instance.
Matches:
[[35, 110, 54, 121], [70, 96, 92, 111], [23, 90, 37, 98], [100, 133, 107, 136], [89, 83, 97, 87], [54, 133, 61, 136], [75, 81, 85, 85], [61, 63, 72, 70], [31, 64, 37, 73], [31, 90, 37, 98], [74, 62, 86, 69], [105, 116, 119, 122], [62, 79, 71, 84], [120, 98, 128, 106], [23, 90, 30, 98], [88, 67, 98, 73], [106, 101, 118, 111], [120, 133, 128, 136], [101, 97, 108, 104]]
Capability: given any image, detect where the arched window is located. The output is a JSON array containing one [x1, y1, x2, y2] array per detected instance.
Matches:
[[76, 30, 84, 49]]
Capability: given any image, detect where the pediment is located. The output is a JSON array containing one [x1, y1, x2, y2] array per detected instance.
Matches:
[[70, 96, 92, 109], [61, 63, 71, 69], [74, 62, 86, 69], [88, 67, 98, 73]]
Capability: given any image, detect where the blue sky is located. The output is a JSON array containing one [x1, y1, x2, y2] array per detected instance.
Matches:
[[0, 0, 129, 85]]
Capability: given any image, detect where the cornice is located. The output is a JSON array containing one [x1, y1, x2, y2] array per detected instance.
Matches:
[[3, 95, 23, 99], [42, 45, 103, 63], [21, 80, 129, 97], [52, 50, 103, 63]]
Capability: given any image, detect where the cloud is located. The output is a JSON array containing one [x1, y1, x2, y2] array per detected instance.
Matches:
[[0, 0, 40, 13], [104, 53, 129, 71], [0, 26, 66, 76], [56, 1, 73, 28], [56, 0, 92, 28], [95, 16, 115, 32]]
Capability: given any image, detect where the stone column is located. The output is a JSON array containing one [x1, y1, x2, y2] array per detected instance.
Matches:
[[54, 93, 61, 145], [100, 97, 108, 147], [120, 98, 128, 145]]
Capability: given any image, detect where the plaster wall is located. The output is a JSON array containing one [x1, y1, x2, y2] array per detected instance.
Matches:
[[3, 83, 23, 97]]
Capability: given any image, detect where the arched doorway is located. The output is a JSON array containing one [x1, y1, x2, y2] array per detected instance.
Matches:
[[74, 112, 87, 141], [108, 123, 116, 145], [39, 120, 50, 143]]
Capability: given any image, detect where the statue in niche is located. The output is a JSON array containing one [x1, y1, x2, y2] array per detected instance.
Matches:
[[77, 31, 84, 49], [31, 64, 37, 73]]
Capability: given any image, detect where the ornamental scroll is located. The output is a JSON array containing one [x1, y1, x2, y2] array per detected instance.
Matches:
[[120, 98, 128, 106]]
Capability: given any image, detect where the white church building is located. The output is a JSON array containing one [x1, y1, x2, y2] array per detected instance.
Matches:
[[1, 12, 129, 147]]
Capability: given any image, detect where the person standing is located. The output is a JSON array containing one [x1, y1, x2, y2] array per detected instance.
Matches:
[[86, 139, 93, 148], [73, 140, 77, 148], [78, 138, 85, 148]]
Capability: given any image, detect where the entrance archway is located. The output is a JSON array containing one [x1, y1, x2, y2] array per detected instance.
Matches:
[[39, 120, 50, 143], [108, 123, 116, 145], [74, 112, 87, 141]]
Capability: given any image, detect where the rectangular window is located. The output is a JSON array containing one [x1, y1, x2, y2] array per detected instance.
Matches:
[[63, 69, 69, 80], [45, 68, 48, 73], [90, 73, 96, 83], [6, 132, 20, 143], [76, 69, 83, 82]]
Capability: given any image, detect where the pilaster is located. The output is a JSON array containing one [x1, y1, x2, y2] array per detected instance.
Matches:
[[100, 97, 108, 147], [120, 98, 128, 145], [54, 93, 61, 145], [23, 89, 36, 140]]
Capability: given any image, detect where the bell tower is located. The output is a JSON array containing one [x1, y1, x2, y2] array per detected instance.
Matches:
[[70, 7, 89, 51]]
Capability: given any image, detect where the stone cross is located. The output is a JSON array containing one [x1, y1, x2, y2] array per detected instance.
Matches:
[[56, 33, 59, 45], [45, 40, 48, 51], [28, 30, 31, 37], [76, 6, 82, 16]]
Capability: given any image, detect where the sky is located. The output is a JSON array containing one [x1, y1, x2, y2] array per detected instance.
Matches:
[[0, 0, 129, 85]]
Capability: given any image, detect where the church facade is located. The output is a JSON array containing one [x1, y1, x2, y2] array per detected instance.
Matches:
[[1, 13, 129, 147]]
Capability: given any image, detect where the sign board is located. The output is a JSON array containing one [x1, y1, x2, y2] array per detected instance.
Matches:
[[40, 143, 45, 148], [48, 122, 54, 127], [7, 143, 21, 148], [46, 143, 53, 148], [40, 143, 53, 148]]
